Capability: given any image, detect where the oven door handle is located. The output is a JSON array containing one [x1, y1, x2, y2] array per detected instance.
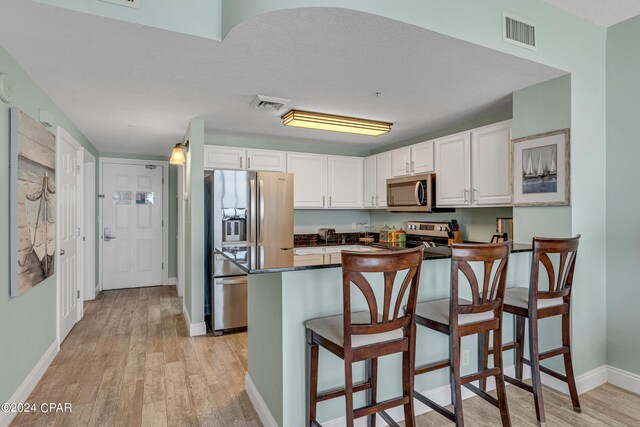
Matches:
[[414, 181, 425, 206]]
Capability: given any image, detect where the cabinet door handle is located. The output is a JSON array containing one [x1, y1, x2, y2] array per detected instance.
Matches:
[[371, 195, 375, 205], [411, 161, 415, 173], [239, 157, 243, 169], [329, 196, 332, 206], [248, 157, 251, 169], [406, 162, 409, 173], [323, 196, 325, 207], [376, 196, 379, 206], [464, 189, 469, 203], [473, 188, 479, 203]]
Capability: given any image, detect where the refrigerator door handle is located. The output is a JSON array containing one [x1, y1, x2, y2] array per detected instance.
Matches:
[[259, 179, 265, 243], [249, 179, 257, 245]]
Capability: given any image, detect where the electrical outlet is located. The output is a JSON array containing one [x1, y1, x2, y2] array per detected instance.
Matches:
[[462, 350, 470, 366]]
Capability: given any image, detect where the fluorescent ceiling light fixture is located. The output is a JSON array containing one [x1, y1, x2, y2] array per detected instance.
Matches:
[[169, 141, 188, 165], [281, 110, 391, 136]]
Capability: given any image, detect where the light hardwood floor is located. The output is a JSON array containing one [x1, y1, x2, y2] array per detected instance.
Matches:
[[11, 286, 640, 426]]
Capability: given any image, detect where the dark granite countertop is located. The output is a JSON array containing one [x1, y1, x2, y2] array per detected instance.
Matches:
[[215, 243, 532, 274]]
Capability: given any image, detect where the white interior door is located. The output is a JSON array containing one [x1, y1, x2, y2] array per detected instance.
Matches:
[[102, 163, 164, 289], [57, 127, 81, 343]]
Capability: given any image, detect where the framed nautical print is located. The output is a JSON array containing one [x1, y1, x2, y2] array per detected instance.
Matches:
[[9, 108, 57, 297], [511, 129, 570, 206]]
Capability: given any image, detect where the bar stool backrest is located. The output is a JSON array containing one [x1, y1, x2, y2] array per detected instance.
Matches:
[[450, 242, 512, 323], [341, 247, 424, 347], [530, 235, 581, 302]]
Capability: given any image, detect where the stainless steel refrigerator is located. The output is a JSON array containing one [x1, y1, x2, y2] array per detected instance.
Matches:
[[205, 170, 294, 334]]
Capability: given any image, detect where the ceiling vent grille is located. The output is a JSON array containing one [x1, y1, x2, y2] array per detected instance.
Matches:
[[503, 13, 537, 50], [99, 0, 139, 9], [250, 95, 289, 112]]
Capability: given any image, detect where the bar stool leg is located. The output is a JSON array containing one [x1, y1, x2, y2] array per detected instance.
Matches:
[[450, 334, 464, 427], [562, 312, 581, 412], [515, 316, 525, 380], [402, 344, 416, 427], [478, 332, 490, 391], [528, 316, 546, 427], [344, 356, 355, 427], [366, 358, 378, 427], [307, 331, 319, 427], [493, 326, 512, 426]]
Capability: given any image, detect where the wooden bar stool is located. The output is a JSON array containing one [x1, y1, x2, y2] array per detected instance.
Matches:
[[482, 236, 581, 427], [413, 242, 512, 427], [305, 246, 424, 427]]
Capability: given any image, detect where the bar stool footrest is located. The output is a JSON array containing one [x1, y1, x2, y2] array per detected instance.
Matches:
[[504, 375, 534, 393], [316, 380, 371, 402], [463, 382, 500, 407], [414, 390, 456, 422], [522, 359, 569, 383], [352, 396, 409, 420]]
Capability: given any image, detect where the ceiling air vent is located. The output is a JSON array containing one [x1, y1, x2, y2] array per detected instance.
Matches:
[[250, 95, 289, 112], [503, 13, 537, 50], [99, 0, 139, 9]]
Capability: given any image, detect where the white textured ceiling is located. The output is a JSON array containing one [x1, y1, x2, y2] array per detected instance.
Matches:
[[0, 2, 566, 156], [543, 0, 640, 27]]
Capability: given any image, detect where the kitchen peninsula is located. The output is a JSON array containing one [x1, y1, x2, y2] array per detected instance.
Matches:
[[217, 243, 532, 426]]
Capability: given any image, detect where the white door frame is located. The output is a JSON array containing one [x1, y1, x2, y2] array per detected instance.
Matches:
[[56, 126, 83, 347], [177, 165, 185, 297], [83, 151, 97, 300], [98, 157, 169, 291]]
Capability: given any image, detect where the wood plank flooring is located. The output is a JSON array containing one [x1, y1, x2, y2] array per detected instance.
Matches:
[[10, 286, 640, 426], [11, 286, 259, 427]]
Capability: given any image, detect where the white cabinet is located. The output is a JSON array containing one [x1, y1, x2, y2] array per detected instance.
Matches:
[[375, 152, 392, 207], [204, 146, 246, 170], [246, 149, 286, 172], [411, 141, 434, 174], [391, 142, 434, 177], [327, 156, 363, 208], [287, 153, 327, 208], [471, 121, 512, 205], [435, 132, 472, 207], [391, 147, 411, 177], [435, 120, 512, 207], [363, 156, 377, 208], [294, 254, 326, 267]]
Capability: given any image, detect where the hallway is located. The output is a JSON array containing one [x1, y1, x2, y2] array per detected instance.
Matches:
[[10, 286, 259, 426]]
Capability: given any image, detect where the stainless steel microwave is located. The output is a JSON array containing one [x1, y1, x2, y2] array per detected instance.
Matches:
[[386, 173, 436, 212]]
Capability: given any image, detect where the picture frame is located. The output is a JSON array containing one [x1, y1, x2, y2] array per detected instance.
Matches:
[[511, 128, 570, 207]]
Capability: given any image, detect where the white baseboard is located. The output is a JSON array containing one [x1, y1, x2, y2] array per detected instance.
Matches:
[[245, 373, 279, 427], [0, 341, 59, 427], [166, 277, 177, 286], [607, 365, 640, 394], [182, 301, 206, 337]]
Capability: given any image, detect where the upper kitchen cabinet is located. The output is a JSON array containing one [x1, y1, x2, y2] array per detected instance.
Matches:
[[435, 120, 512, 207], [391, 147, 412, 177], [327, 156, 364, 208], [375, 152, 392, 207], [435, 132, 472, 206], [471, 121, 512, 205], [364, 152, 392, 208], [411, 141, 434, 174], [287, 153, 327, 208], [246, 149, 286, 172], [390, 141, 434, 177], [204, 146, 246, 170], [363, 156, 376, 208]]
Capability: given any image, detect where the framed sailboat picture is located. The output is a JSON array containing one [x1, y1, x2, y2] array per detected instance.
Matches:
[[511, 129, 570, 206], [9, 108, 57, 297]]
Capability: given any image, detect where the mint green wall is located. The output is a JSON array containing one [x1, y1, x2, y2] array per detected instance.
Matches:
[[512, 76, 572, 243], [185, 120, 205, 324], [221, 0, 608, 379], [205, 132, 370, 157], [99, 152, 178, 278], [33, 0, 222, 40], [0, 45, 98, 404], [606, 15, 640, 376]]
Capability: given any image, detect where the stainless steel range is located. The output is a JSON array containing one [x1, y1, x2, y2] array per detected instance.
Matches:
[[405, 221, 455, 248]]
